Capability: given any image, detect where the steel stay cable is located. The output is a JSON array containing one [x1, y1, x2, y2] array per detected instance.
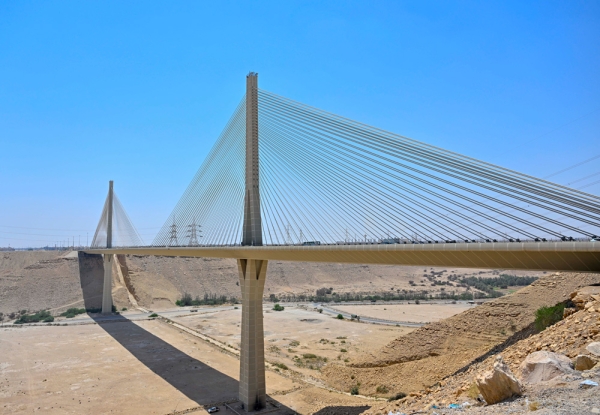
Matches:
[[259, 95, 600, 221], [261, 125, 350, 243], [263, 129, 332, 244], [261, 113, 505, 240], [153, 100, 246, 245], [260, 102, 591, 236], [263, 94, 600, 214], [262, 121, 421, 241], [264, 118, 500, 239], [169, 100, 247, 223], [262, 95, 600, 237], [174, 112, 246, 245], [262, 116, 486, 241], [260, 108, 539, 239], [195, 121, 241, 245], [264, 127, 418, 244], [159, 134, 243, 246], [262, 118, 450, 241], [264, 148, 350, 244], [260, 90, 600, 204]]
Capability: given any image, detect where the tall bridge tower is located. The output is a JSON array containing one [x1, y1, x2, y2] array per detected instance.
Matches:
[[242, 72, 263, 247], [238, 72, 268, 410], [102, 180, 114, 314]]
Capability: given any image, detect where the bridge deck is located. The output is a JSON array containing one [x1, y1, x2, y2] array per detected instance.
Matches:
[[84, 241, 600, 272]]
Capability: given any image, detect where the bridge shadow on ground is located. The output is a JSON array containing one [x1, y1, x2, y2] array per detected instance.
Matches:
[[312, 406, 371, 415], [77, 252, 370, 414], [93, 315, 245, 407], [77, 252, 104, 310]]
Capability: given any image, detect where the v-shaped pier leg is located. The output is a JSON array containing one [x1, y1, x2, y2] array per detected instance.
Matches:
[[237, 258, 268, 411], [102, 254, 113, 314]]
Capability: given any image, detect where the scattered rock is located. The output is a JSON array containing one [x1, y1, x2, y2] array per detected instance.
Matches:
[[520, 351, 573, 383], [574, 354, 596, 371], [475, 356, 523, 404], [586, 342, 600, 358]]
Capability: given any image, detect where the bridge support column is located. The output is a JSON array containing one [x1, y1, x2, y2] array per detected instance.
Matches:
[[102, 254, 113, 314], [237, 258, 268, 411]]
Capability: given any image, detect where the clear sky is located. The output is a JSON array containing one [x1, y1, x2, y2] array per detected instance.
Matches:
[[1, 1, 599, 248]]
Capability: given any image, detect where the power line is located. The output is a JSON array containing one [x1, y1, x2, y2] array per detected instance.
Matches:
[[544, 154, 600, 179]]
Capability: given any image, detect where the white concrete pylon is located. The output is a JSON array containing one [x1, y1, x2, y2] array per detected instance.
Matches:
[[237, 258, 268, 410]]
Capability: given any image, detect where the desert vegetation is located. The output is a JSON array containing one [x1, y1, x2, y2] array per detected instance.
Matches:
[[534, 302, 565, 331], [175, 292, 238, 306], [14, 310, 54, 324]]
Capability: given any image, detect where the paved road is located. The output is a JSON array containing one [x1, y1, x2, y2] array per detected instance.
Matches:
[[6, 302, 440, 327], [5, 305, 237, 326], [310, 303, 425, 327]]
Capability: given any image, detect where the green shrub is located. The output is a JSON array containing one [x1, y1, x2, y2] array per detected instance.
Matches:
[[121, 307, 127, 311], [272, 303, 285, 311], [289, 340, 300, 347], [388, 392, 407, 402], [60, 308, 86, 318], [176, 292, 237, 307], [149, 313, 158, 318], [43, 316, 54, 323], [340, 348, 348, 353], [350, 385, 359, 395], [535, 303, 565, 331], [274, 362, 288, 370], [336, 314, 344, 319], [14, 310, 52, 324], [302, 353, 317, 359], [376, 385, 389, 394]]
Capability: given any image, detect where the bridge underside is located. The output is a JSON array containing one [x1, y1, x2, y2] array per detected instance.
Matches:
[[84, 241, 600, 272]]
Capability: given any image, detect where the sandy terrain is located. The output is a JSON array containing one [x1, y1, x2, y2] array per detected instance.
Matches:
[[171, 304, 413, 380], [333, 303, 472, 323], [0, 316, 373, 414], [321, 272, 600, 398], [2, 250, 573, 415], [0, 250, 544, 316]]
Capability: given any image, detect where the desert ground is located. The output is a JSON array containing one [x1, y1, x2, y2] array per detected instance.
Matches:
[[1, 251, 599, 414], [0, 300, 467, 414], [0, 250, 543, 315], [332, 303, 472, 324]]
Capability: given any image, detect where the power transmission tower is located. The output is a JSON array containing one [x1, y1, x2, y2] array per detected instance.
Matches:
[[168, 217, 178, 246], [187, 219, 202, 246]]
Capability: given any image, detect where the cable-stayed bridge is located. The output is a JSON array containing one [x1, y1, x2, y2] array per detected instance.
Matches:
[[84, 73, 600, 411]]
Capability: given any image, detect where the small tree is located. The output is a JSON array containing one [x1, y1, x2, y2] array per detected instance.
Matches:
[[535, 303, 565, 331], [336, 314, 344, 319], [273, 303, 285, 311]]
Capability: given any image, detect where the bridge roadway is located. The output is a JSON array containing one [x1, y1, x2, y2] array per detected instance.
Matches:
[[84, 240, 600, 272]]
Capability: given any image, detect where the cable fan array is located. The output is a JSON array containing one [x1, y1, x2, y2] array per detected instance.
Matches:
[[256, 89, 600, 245], [91, 192, 144, 248], [150, 89, 600, 247], [152, 98, 246, 246]]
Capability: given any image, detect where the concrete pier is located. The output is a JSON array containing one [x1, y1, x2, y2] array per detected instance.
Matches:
[[237, 258, 268, 410], [102, 254, 113, 314]]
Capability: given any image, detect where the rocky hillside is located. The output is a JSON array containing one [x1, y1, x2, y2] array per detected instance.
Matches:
[[3, 250, 541, 314], [362, 284, 600, 414], [2, 251, 534, 314], [321, 272, 600, 397]]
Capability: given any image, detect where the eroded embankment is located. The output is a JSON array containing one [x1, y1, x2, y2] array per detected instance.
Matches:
[[321, 272, 600, 396]]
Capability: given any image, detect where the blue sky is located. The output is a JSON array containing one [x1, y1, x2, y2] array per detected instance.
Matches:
[[1, 1, 599, 247]]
